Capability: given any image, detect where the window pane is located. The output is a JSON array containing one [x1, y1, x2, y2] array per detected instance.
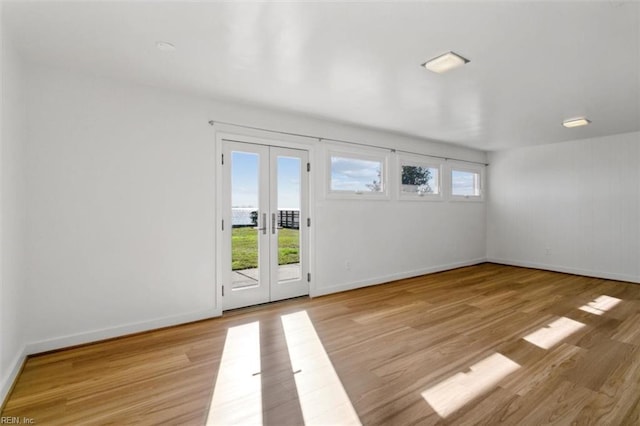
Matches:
[[330, 156, 383, 192], [401, 165, 439, 195], [452, 169, 480, 196]]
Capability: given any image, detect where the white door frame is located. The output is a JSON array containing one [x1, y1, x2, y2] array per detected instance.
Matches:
[[214, 129, 316, 314]]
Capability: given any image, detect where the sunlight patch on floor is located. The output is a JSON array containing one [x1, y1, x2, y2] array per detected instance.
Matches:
[[579, 295, 622, 316], [281, 311, 362, 426], [421, 352, 520, 418], [523, 316, 585, 350], [206, 321, 262, 425]]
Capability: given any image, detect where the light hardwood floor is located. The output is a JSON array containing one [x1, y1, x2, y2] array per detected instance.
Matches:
[[2, 263, 640, 425]]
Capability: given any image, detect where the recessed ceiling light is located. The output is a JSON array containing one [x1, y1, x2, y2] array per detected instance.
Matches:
[[155, 41, 176, 52], [562, 117, 591, 128], [422, 51, 470, 74]]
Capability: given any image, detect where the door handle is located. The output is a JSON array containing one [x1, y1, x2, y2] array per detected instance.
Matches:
[[253, 213, 267, 234], [272, 213, 283, 234]]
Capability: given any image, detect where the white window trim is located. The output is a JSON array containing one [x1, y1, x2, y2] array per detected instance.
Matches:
[[448, 163, 484, 202], [327, 148, 390, 200], [397, 154, 443, 202]]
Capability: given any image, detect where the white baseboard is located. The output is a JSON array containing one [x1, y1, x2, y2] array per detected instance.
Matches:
[[487, 258, 640, 284], [25, 307, 222, 355], [311, 258, 487, 297], [1, 346, 27, 408]]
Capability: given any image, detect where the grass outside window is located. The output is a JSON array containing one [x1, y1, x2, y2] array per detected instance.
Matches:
[[232, 227, 300, 270]]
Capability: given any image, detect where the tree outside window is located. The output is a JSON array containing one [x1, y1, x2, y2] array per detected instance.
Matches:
[[402, 165, 435, 195]]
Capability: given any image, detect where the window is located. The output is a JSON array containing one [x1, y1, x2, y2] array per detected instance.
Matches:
[[328, 150, 388, 198], [399, 157, 441, 200], [451, 167, 482, 199]]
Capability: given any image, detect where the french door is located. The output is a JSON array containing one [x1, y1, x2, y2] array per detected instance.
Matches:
[[221, 140, 309, 310]]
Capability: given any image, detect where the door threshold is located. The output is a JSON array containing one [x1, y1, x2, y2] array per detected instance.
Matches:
[[222, 295, 310, 316]]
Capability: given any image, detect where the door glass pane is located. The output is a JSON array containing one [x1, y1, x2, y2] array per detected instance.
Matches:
[[231, 151, 260, 289], [277, 156, 301, 282]]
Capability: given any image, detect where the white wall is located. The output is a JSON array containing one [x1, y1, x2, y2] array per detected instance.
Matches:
[[487, 131, 640, 283], [315, 198, 486, 294], [0, 24, 28, 402], [25, 66, 218, 349], [22, 63, 486, 355]]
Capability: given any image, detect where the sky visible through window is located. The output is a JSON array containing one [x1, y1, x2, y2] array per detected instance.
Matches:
[[452, 170, 478, 196], [231, 152, 301, 209], [331, 156, 382, 192], [277, 157, 301, 210]]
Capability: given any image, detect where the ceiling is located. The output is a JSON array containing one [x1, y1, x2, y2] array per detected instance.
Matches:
[[4, 1, 639, 151]]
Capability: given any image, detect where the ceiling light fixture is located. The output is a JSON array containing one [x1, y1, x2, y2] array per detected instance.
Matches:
[[562, 117, 591, 128], [422, 51, 470, 74], [155, 41, 176, 52]]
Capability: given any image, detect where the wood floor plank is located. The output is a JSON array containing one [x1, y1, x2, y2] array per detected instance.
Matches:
[[561, 338, 635, 392], [500, 342, 585, 397], [483, 378, 597, 426], [2, 264, 640, 425], [612, 312, 640, 345]]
